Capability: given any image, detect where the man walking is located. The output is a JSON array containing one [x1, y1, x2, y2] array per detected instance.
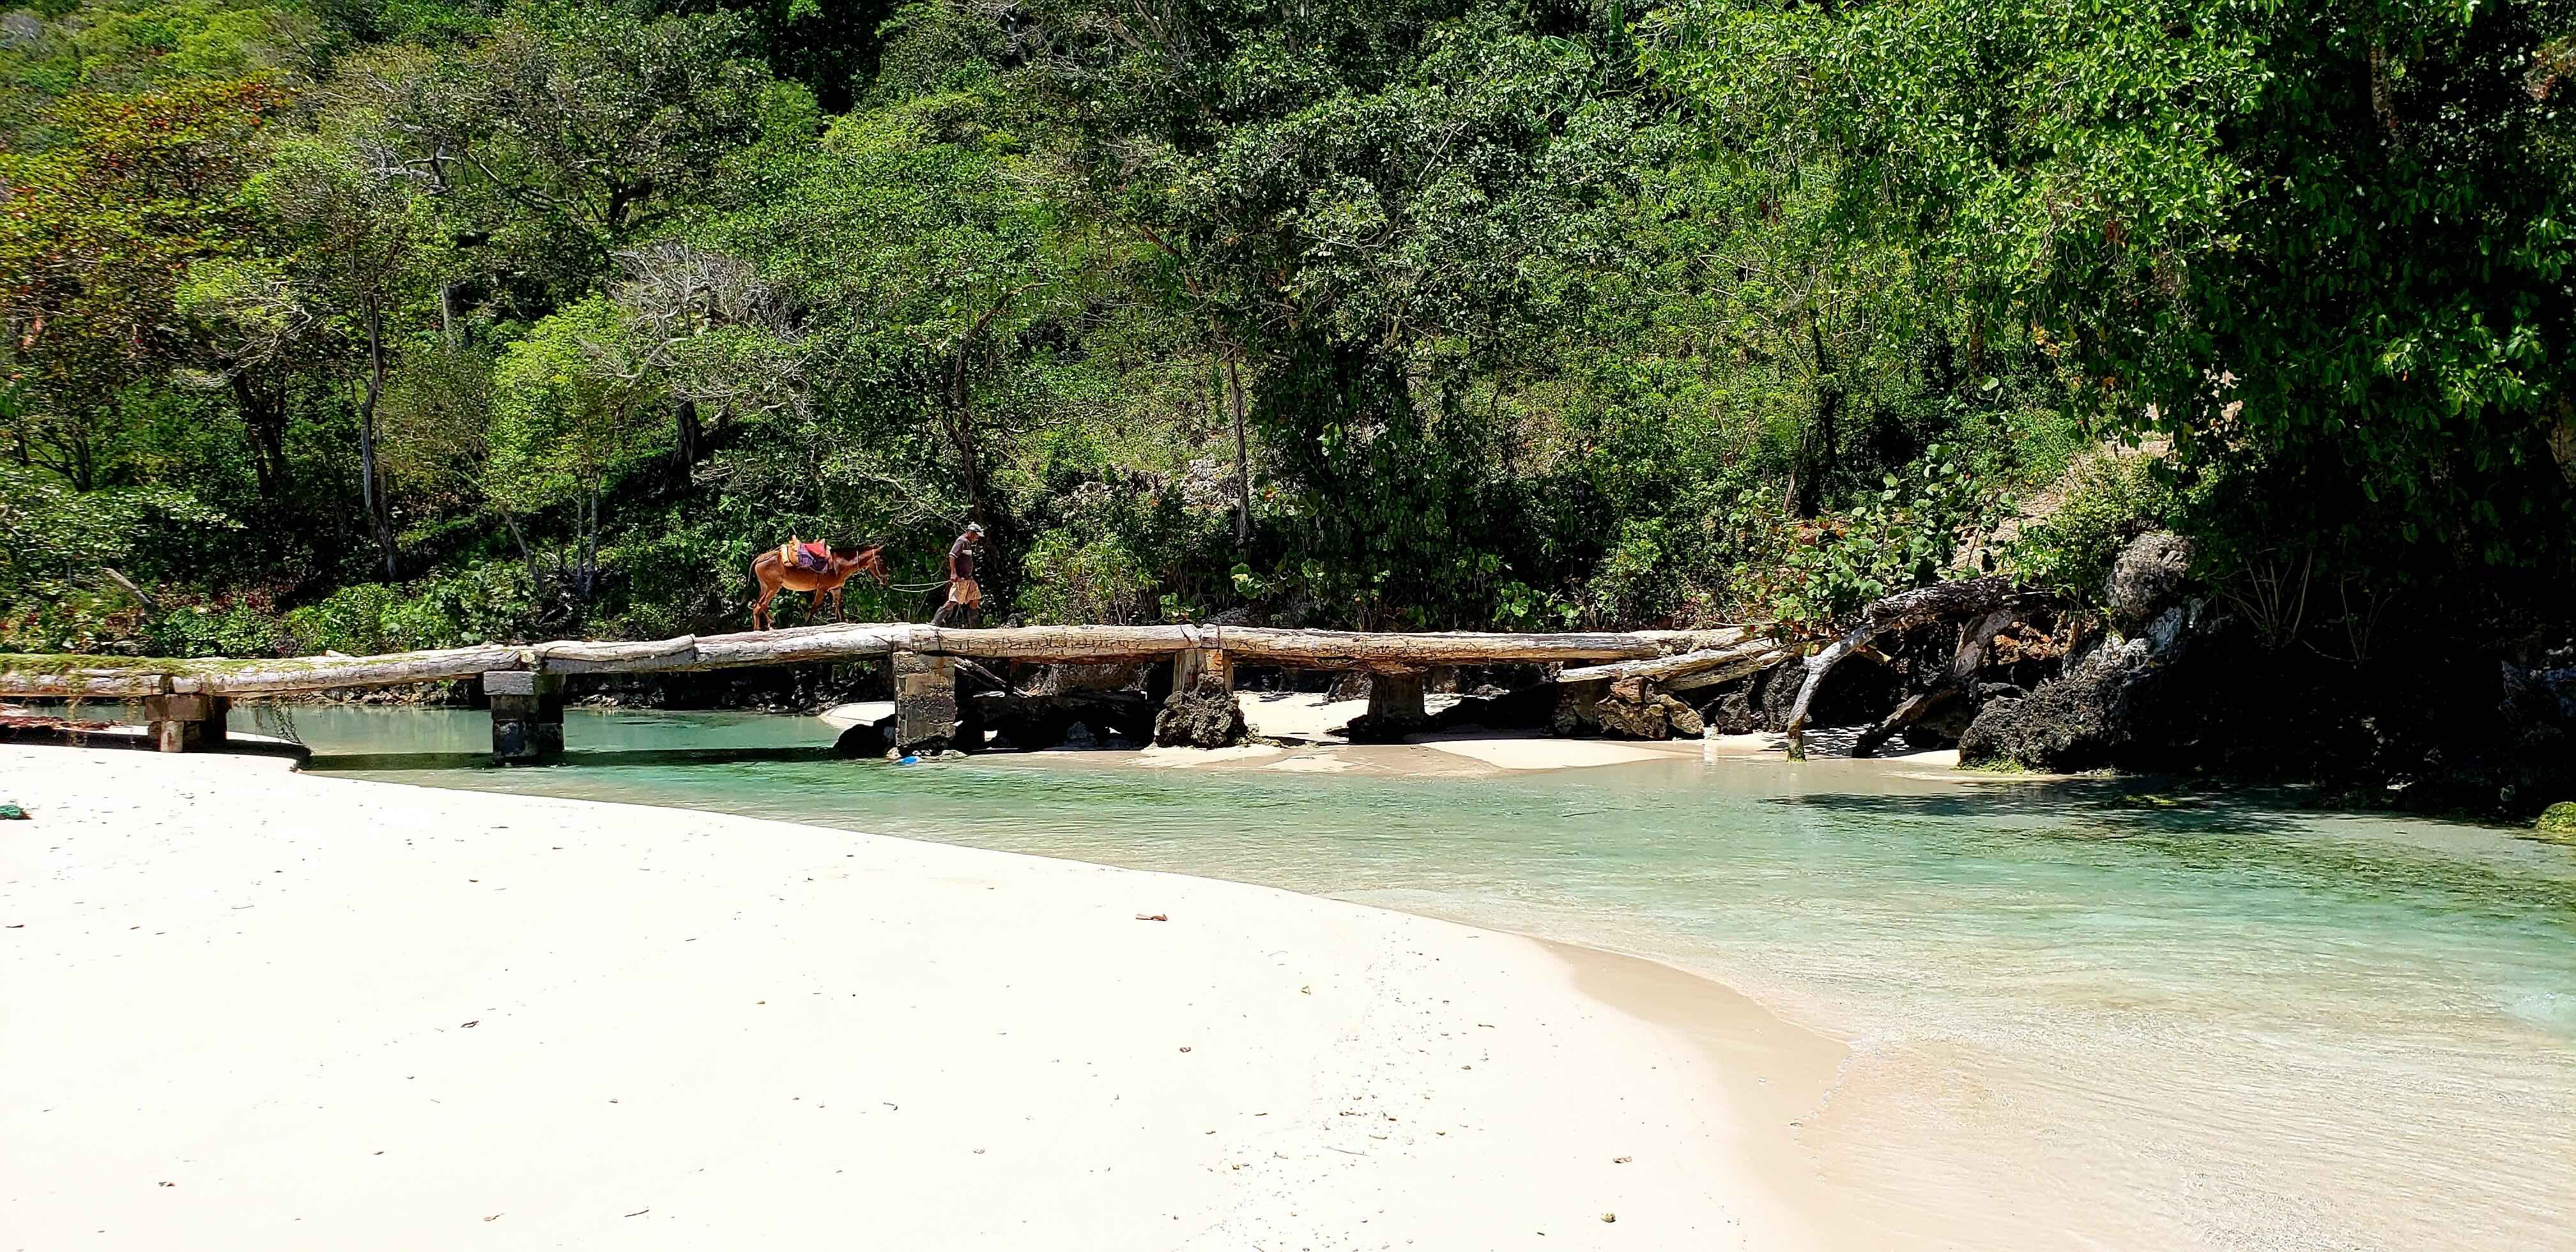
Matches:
[[934, 522, 985, 627]]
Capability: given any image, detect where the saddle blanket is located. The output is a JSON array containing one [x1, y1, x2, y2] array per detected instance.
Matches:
[[778, 539, 832, 573]]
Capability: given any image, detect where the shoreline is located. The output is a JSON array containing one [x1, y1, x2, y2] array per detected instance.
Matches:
[[0, 742, 1850, 1249], [824, 690, 1970, 777]]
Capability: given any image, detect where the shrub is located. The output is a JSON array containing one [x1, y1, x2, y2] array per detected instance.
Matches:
[[2004, 452, 2186, 611], [1020, 530, 1154, 624]]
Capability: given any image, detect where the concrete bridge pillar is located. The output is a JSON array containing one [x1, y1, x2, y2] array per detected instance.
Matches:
[[893, 652, 958, 756], [1367, 670, 1426, 721], [486, 671, 565, 765], [142, 693, 227, 753]]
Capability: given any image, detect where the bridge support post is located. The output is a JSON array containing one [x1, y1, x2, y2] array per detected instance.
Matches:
[[893, 652, 958, 756], [1171, 646, 1232, 694], [1154, 648, 1245, 747], [1367, 671, 1425, 721], [486, 671, 565, 765], [142, 693, 227, 753]]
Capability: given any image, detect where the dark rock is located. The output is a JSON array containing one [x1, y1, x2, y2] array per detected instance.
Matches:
[[1956, 611, 2193, 770], [1435, 684, 1555, 732], [2106, 531, 2193, 630], [1698, 681, 1759, 735], [1751, 652, 1901, 731], [1756, 664, 1802, 730], [967, 689, 1157, 751], [1326, 671, 1372, 703], [833, 718, 892, 758], [1154, 678, 1248, 748], [1551, 677, 1701, 740], [1338, 711, 1438, 743]]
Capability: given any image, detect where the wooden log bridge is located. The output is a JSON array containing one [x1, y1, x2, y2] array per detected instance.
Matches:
[[2, 622, 1770, 763]]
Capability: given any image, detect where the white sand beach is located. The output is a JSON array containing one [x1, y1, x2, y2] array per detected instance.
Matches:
[[0, 744, 1836, 1250]]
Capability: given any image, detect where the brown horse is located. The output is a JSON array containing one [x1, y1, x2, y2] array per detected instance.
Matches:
[[749, 542, 891, 630]]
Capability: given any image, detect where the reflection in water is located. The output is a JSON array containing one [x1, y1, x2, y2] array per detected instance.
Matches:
[[296, 706, 2576, 1250]]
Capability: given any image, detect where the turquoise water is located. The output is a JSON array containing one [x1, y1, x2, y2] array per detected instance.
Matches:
[[288, 706, 2576, 1250]]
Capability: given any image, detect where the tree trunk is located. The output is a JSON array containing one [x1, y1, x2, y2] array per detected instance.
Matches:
[[356, 296, 396, 581], [1790, 312, 1840, 519], [944, 287, 1031, 524], [1784, 576, 2027, 759], [231, 372, 288, 498], [674, 398, 704, 470], [1224, 348, 1252, 545], [500, 512, 542, 593]]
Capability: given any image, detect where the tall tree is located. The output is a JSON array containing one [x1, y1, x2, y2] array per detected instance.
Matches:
[[0, 78, 290, 491], [343, 4, 787, 301], [236, 134, 446, 577], [1646, 0, 2576, 593]]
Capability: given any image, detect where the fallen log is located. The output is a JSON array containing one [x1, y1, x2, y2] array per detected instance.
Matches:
[[1202, 627, 1682, 670], [1556, 639, 1793, 691], [1848, 607, 2021, 757], [1784, 577, 2029, 760]]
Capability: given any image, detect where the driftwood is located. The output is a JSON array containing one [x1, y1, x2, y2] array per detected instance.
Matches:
[[1556, 639, 1792, 691], [1848, 608, 2020, 757], [1784, 577, 2027, 760]]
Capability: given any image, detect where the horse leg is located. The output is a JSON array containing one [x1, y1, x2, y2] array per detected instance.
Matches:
[[752, 582, 776, 631], [831, 586, 847, 623], [811, 591, 828, 623]]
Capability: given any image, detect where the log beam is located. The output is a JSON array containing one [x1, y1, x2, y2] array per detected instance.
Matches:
[[2, 623, 1782, 700]]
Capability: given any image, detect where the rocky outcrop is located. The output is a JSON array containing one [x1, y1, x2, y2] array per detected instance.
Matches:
[[1153, 677, 1248, 748], [967, 689, 1156, 751], [1552, 676, 1706, 740], [2106, 531, 2193, 630], [1959, 604, 2195, 771]]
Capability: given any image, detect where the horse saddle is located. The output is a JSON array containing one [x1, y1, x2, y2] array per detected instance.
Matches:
[[778, 538, 833, 573]]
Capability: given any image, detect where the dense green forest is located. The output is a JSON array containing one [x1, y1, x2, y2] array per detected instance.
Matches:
[[3, 0, 2570, 672]]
